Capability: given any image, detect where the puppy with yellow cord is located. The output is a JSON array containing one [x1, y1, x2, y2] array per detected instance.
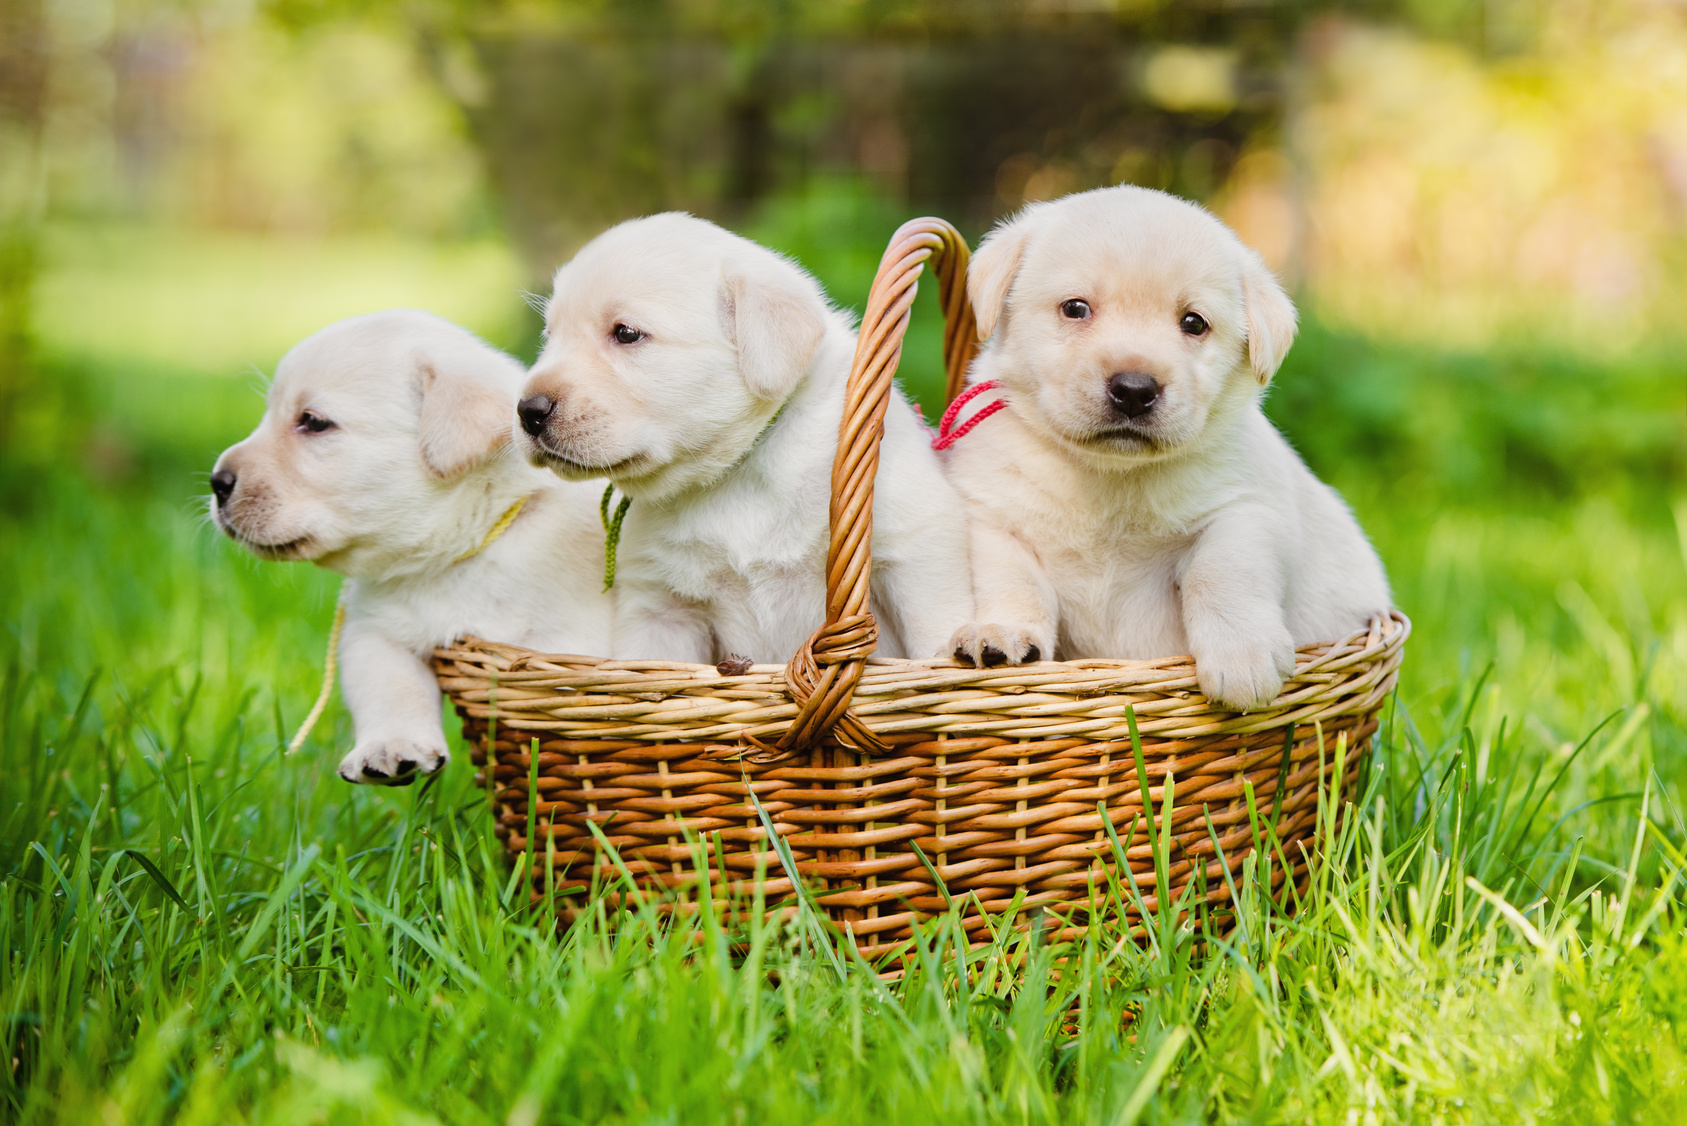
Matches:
[[210, 310, 613, 784], [943, 186, 1391, 711]]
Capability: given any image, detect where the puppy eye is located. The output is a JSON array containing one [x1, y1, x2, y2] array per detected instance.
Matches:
[[612, 323, 646, 345], [1180, 312, 1209, 336], [296, 410, 335, 434], [1060, 299, 1091, 320]]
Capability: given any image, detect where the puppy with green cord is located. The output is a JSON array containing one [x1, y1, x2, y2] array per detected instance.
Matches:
[[516, 213, 974, 665]]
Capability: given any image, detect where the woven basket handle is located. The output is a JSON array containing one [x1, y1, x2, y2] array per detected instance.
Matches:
[[778, 218, 978, 754]]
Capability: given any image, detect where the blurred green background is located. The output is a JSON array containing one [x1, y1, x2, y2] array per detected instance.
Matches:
[[3, 0, 1681, 717], [1, 1, 1686, 1118], [2, 0, 1684, 886]]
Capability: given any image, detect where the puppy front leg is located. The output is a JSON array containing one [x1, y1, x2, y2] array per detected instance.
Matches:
[[951, 519, 1058, 666], [1179, 509, 1295, 711], [336, 617, 451, 785], [612, 581, 714, 664], [872, 512, 975, 660]]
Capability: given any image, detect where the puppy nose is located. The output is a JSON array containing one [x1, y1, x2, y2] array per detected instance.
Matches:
[[517, 394, 556, 437], [1107, 372, 1160, 418], [210, 468, 237, 505]]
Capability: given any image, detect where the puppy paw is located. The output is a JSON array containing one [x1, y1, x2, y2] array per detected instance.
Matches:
[[1194, 638, 1297, 712], [338, 739, 449, 786], [949, 624, 1051, 667]]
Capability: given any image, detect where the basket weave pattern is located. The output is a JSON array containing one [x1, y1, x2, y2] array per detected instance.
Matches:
[[433, 218, 1408, 955]]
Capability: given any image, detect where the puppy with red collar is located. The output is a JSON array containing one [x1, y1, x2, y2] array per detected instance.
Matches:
[[945, 186, 1391, 710]]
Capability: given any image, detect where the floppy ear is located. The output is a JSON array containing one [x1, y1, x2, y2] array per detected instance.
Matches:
[[968, 214, 1036, 342], [724, 266, 828, 401], [416, 354, 516, 478], [1240, 249, 1298, 385]]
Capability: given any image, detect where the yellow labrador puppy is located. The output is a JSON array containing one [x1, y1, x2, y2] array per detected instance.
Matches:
[[515, 212, 973, 664], [944, 186, 1390, 710], [211, 310, 613, 784]]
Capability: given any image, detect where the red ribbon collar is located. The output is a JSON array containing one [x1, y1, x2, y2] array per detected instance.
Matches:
[[931, 380, 1006, 451]]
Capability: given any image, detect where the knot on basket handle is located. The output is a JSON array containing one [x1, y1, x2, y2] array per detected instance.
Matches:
[[808, 613, 880, 666], [778, 217, 977, 757]]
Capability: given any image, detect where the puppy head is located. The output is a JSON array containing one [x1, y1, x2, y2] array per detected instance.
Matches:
[[518, 212, 829, 501], [209, 309, 523, 573], [970, 185, 1296, 466]]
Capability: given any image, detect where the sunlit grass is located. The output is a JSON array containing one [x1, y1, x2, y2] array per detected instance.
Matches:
[[3, 390, 1683, 1122], [2, 466, 1683, 1122]]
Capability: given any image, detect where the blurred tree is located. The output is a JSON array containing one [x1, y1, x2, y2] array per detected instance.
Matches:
[[0, 0, 46, 441], [407, 0, 1300, 271], [243, 0, 1560, 281], [257, 0, 1371, 273]]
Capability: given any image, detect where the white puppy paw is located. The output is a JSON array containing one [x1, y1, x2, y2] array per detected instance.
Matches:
[[338, 739, 449, 786], [949, 624, 1053, 667], [1194, 638, 1297, 712]]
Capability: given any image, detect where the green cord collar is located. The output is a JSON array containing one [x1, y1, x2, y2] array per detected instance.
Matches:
[[599, 483, 632, 591], [599, 400, 787, 590]]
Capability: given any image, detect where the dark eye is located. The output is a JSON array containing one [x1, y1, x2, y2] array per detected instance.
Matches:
[[1180, 312, 1209, 336], [1060, 299, 1091, 320], [612, 323, 645, 345], [296, 410, 335, 434]]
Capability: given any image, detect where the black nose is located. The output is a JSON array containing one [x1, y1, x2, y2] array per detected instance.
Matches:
[[1106, 372, 1160, 419], [517, 394, 556, 437], [210, 468, 236, 506]]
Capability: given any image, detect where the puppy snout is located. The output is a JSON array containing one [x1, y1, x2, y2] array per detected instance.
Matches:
[[210, 468, 237, 506], [1106, 371, 1160, 419], [517, 394, 556, 437]]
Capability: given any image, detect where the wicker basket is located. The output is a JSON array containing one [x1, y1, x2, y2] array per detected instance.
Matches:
[[433, 218, 1409, 957]]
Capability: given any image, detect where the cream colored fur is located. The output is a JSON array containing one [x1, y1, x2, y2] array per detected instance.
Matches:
[[945, 186, 1391, 710], [518, 212, 974, 665], [211, 310, 613, 784]]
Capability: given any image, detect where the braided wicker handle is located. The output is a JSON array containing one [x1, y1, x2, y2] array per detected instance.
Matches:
[[778, 218, 979, 754]]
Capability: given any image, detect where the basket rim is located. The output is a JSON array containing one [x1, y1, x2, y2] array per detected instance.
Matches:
[[438, 609, 1407, 680], [434, 612, 1409, 748]]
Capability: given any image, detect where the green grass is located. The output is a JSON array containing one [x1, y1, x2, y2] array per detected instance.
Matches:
[[2, 198, 1686, 1122]]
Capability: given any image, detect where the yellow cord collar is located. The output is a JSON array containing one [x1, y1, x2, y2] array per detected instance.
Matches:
[[455, 494, 529, 563]]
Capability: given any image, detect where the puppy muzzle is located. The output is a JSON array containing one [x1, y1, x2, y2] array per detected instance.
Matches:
[[209, 480, 320, 561], [216, 515, 315, 561], [515, 379, 656, 484], [522, 427, 648, 483], [515, 385, 601, 475]]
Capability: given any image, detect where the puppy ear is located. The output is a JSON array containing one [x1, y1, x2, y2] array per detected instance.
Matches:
[[1240, 250, 1298, 385], [968, 215, 1035, 342], [724, 267, 828, 401], [416, 355, 515, 478]]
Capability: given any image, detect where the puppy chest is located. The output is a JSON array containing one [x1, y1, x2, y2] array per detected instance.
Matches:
[[1043, 538, 1190, 659], [645, 524, 821, 589]]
